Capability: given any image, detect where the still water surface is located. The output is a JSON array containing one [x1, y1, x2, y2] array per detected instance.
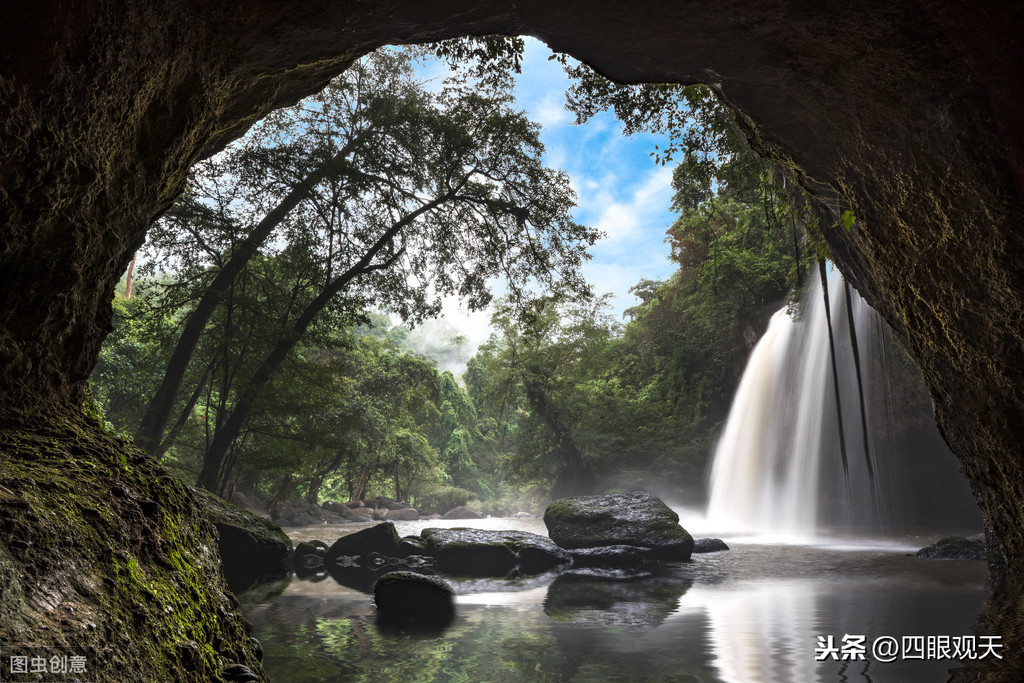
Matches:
[[239, 517, 988, 682]]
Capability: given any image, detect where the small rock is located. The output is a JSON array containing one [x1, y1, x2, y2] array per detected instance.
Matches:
[[692, 538, 730, 553], [222, 663, 260, 682]]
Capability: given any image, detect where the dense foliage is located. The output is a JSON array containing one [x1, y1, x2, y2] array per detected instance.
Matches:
[[93, 45, 818, 512]]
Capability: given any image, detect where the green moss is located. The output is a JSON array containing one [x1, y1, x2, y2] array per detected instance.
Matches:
[[0, 411, 265, 681]]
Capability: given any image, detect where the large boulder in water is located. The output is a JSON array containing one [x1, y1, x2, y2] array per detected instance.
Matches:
[[191, 487, 291, 592], [421, 528, 571, 575], [374, 571, 455, 629], [325, 521, 403, 564], [543, 491, 694, 561]]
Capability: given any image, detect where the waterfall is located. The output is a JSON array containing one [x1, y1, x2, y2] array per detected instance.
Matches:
[[704, 264, 885, 537]]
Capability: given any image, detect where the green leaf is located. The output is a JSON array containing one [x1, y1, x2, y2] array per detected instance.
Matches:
[[840, 210, 856, 231]]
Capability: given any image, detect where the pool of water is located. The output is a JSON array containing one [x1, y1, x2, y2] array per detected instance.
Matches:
[[238, 518, 990, 682]]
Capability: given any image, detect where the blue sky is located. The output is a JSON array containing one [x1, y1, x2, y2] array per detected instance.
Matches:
[[433, 38, 680, 349]]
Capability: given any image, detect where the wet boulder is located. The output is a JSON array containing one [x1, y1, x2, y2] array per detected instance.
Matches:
[[567, 544, 660, 569], [692, 538, 730, 553], [191, 487, 291, 592], [398, 535, 430, 557], [325, 522, 403, 564], [374, 571, 455, 628], [442, 506, 486, 520], [916, 535, 986, 560], [291, 540, 327, 570], [421, 528, 571, 575], [543, 491, 694, 561]]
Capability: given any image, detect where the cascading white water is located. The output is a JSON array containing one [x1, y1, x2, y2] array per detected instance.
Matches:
[[705, 264, 876, 537]]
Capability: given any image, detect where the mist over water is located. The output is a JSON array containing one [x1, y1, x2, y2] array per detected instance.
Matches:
[[705, 265, 977, 538]]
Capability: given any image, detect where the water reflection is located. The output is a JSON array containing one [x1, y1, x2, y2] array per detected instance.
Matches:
[[241, 526, 990, 682], [544, 570, 692, 626]]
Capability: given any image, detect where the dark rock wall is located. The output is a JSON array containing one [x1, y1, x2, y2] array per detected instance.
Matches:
[[2, 0, 1024, 673]]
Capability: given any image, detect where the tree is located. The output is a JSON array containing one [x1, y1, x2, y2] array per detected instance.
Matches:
[[134, 48, 597, 494]]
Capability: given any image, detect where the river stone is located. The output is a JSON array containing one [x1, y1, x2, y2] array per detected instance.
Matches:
[[191, 487, 291, 592], [398, 535, 430, 557], [291, 541, 327, 570], [916, 535, 986, 560], [325, 522, 402, 564], [421, 528, 571, 575], [567, 544, 660, 569], [374, 571, 455, 626], [388, 507, 419, 521], [692, 538, 730, 553], [543, 491, 694, 560], [442, 506, 485, 520]]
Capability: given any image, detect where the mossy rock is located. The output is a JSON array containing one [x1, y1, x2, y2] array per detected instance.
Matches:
[[916, 535, 986, 560], [0, 415, 264, 682], [421, 527, 571, 576], [543, 491, 694, 561], [191, 487, 290, 592]]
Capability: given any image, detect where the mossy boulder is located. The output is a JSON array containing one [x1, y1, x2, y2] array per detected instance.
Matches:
[[543, 492, 694, 561], [916, 535, 986, 560], [0, 417, 264, 682], [421, 528, 571, 576], [191, 487, 291, 592]]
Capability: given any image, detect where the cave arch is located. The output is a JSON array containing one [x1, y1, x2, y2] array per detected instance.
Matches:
[[2, 0, 1023, 593]]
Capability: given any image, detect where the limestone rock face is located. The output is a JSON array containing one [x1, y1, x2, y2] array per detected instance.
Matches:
[[544, 492, 694, 561]]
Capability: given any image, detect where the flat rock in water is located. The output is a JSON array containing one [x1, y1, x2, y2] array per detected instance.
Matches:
[[567, 544, 660, 569], [421, 527, 571, 575], [325, 522, 402, 564], [543, 491, 694, 561], [374, 570, 455, 627], [916, 535, 986, 560], [692, 538, 730, 553]]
